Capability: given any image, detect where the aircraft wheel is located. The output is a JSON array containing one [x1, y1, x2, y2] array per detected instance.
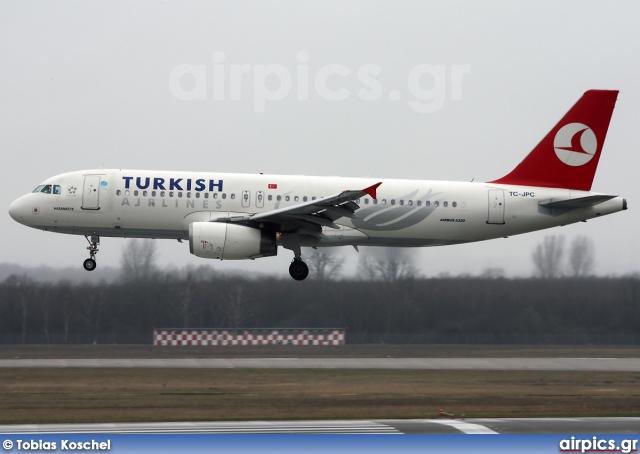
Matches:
[[83, 258, 97, 271], [289, 259, 309, 281]]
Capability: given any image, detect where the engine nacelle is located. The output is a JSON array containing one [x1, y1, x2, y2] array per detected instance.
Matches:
[[189, 222, 277, 260]]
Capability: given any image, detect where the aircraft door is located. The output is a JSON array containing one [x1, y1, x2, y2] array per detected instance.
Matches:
[[82, 175, 101, 210], [256, 191, 264, 208], [242, 190, 251, 208], [487, 189, 505, 224]]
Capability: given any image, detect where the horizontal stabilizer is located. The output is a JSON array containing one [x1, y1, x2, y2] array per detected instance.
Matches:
[[538, 195, 617, 209]]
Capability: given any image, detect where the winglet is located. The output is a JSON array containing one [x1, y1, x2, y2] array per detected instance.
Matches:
[[362, 182, 382, 199]]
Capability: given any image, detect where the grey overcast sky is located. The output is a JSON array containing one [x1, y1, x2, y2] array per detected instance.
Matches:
[[2, 0, 639, 278]]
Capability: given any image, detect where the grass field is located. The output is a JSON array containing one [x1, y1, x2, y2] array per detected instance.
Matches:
[[1, 368, 639, 424], [1, 345, 639, 424]]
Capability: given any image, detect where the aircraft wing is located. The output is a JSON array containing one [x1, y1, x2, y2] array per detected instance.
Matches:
[[223, 182, 381, 236]]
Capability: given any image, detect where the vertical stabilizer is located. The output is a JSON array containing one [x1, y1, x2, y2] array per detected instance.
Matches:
[[489, 90, 618, 190]]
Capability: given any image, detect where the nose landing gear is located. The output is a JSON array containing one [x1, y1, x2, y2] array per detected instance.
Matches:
[[83, 234, 100, 271]]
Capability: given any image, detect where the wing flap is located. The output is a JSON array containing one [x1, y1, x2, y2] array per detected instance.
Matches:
[[290, 214, 340, 229]]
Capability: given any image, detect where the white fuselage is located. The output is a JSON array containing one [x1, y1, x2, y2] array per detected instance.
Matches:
[[8, 169, 626, 250]]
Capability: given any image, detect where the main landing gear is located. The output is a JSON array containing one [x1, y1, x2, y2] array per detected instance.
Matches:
[[83, 234, 100, 271], [281, 232, 309, 281], [289, 258, 309, 281]]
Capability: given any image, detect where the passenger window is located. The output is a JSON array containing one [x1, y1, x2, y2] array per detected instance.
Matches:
[[452, 201, 457, 208], [187, 192, 191, 198], [178, 192, 182, 198], [399, 200, 404, 206], [364, 199, 369, 204], [303, 196, 307, 202], [391, 199, 395, 205], [268, 195, 273, 201], [222, 193, 227, 199], [204, 193, 209, 199], [116, 190, 121, 196], [143, 191, 148, 197], [277, 195, 282, 201], [285, 196, 290, 202], [134, 190, 139, 196], [151, 191, 156, 197], [294, 196, 299, 202], [417, 201, 422, 206], [444, 201, 448, 207], [169, 191, 174, 197], [426, 201, 431, 207], [160, 191, 165, 197], [195, 193, 200, 198], [435, 201, 440, 207], [408, 200, 413, 206], [125, 190, 130, 196], [230, 194, 235, 200], [382, 199, 387, 205]]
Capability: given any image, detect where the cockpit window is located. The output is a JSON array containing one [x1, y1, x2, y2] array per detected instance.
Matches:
[[32, 184, 61, 194], [33, 184, 51, 194]]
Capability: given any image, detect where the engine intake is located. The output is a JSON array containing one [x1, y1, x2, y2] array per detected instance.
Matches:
[[189, 222, 277, 260]]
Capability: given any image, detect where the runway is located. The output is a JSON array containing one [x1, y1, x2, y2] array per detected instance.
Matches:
[[1, 418, 639, 434], [1, 357, 639, 371]]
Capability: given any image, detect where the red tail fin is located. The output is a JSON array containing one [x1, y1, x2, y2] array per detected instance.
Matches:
[[489, 89, 618, 191]]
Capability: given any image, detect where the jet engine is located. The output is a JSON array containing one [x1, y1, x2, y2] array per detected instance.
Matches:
[[189, 222, 277, 260]]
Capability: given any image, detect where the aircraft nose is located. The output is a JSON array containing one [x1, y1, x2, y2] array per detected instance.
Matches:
[[8, 197, 24, 223]]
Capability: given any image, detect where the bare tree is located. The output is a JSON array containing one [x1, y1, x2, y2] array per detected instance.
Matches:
[[480, 267, 506, 279], [532, 235, 565, 278], [172, 271, 198, 328], [222, 282, 254, 328], [40, 283, 52, 344], [120, 239, 158, 281], [79, 284, 109, 344], [306, 248, 344, 280], [358, 248, 417, 281], [55, 281, 75, 344], [568, 235, 595, 277], [5, 275, 33, 343], [357, 256, 379, 281]]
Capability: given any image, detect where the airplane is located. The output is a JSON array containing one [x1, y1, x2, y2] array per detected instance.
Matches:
[[8, 89, 627, 280]]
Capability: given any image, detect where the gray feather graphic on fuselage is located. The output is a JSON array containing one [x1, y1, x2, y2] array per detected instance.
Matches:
[[352, 188, 443, 231]]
